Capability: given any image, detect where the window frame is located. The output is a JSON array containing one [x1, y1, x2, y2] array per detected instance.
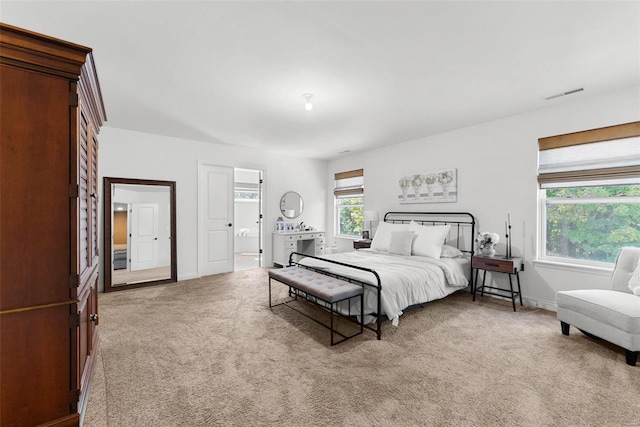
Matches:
[[335, 194, 364, 238], [537, 121, 640, 268], [334, 169, 364, 239], [537, 181, 640, 267]]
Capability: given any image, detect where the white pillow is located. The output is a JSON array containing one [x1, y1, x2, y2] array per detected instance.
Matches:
[[441, 244, 464, 258], [388, 231, 415, 256], [370, 221, 409, 252], [629, 261, 640, 296], [407, 221, 451, 259]]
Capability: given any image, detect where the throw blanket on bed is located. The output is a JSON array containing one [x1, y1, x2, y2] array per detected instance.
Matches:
[[298, 249, 469, 326]]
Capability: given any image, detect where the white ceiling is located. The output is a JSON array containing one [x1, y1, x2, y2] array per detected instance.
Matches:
[[2, 1, 639, 159]]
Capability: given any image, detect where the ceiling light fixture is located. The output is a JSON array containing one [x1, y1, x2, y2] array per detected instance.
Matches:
[[303, 93, 313, 111]]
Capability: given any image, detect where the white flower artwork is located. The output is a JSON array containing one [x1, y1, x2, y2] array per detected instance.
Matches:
[[398, 168, 457, 204]]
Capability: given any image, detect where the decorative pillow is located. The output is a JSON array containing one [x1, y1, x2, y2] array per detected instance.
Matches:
[[629, 261, 640, 296], [407, 221, 451, 259], [388, 231, 416, 256], [441, 244, 464, 258], [370, 221, 409, 252]]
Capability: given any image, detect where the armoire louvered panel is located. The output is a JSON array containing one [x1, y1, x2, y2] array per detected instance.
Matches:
[[79, 107, 90, 277], [90, 126, 99, 266]]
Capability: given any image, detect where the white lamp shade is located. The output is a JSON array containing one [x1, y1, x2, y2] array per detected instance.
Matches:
[[363, 211, 379, 222]]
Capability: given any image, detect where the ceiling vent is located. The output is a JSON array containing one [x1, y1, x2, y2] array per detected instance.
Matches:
[[545, 87, 584, 100]]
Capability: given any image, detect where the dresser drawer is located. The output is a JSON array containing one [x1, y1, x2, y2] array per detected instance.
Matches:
[[297, 233, 317, 239], [472, 256, 516, 273]]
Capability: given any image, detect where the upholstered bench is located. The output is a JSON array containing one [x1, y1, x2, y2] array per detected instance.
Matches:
[[269, 266, 364, 345], [557, 247, 640, 366]]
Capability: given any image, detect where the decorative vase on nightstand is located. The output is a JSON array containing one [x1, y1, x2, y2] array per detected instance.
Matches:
[[476, 231, 500, 257], [481, 245, 496, 257]]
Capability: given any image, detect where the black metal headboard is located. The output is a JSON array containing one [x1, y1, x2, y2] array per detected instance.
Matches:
[[383, 211, 476, 257]]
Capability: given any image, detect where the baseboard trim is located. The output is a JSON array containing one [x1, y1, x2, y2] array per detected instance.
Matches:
[[522, 297, 557, 312]]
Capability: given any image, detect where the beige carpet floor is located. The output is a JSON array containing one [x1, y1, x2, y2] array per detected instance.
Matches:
[[84, 268, 640, 426]]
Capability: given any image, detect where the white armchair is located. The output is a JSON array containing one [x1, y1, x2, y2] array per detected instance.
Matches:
[[556, 247, 640, 366]]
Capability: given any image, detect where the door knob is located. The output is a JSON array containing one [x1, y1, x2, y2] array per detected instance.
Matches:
[[228, 223, 233, 227]]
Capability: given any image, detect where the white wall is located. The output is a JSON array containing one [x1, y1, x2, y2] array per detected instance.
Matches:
[[327, 85, 640, 310], [98, 128, 327, 289]]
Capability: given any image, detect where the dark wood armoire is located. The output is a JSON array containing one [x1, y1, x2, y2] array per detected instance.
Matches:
[[0, 23, 106, 426]]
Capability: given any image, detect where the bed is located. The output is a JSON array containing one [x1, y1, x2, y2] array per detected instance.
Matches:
[[289, 211, 476, 340], [113, 243, 127, 270]]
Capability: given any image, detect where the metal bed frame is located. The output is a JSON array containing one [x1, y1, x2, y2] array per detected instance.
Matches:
[[288, 211, 476, 341]]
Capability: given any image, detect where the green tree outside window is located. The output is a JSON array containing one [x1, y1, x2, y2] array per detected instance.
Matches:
[[544, 184, 640, 263], [337, 196, 363, 237]]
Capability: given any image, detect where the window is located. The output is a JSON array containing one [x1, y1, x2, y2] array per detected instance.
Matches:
[[235, 183, 259, 201], [538, 122, 640, 266], [334, 169, 364, 238]]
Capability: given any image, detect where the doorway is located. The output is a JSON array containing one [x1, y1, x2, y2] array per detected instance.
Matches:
[[197, 163, 264, 277], [234, 168, 264, 271]]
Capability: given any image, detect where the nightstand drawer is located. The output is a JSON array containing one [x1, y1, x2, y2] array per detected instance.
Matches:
[[353, 240, 371, 249], [472, 256, 516, 273]]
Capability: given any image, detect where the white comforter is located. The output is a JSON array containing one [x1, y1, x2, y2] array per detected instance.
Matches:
[[298, 249, 469, 326]]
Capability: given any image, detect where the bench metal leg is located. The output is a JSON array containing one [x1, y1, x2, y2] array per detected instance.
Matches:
[[270, 275, 366, 345], [330, 302, 335, 346]]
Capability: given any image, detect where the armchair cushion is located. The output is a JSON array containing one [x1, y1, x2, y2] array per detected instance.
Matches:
[[611, 246, 640, 293], [628, 261, 640, 296], [557, 290, 640, 334]]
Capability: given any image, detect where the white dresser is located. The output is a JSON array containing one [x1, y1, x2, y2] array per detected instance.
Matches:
[[272, 231, 325, 266]]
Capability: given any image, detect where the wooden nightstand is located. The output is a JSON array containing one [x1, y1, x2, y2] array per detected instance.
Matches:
[[472, 255, 524, 311], [353, 240, 371, 249]]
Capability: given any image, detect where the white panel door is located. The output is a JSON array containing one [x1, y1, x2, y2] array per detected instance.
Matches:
[[198, 163, 234, 276], [130, 203, 159, 271]]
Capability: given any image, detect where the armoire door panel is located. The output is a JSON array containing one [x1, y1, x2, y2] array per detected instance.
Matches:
[[0, 65, 72, 310], [76, 272, 98, 417], [0, 305, 72, 426]]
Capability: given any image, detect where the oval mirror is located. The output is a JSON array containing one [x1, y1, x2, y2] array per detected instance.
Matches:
[[280, 191, 303, 219]]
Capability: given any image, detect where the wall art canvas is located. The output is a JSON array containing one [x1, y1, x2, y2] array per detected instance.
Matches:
[[398, 168, 457, 204]]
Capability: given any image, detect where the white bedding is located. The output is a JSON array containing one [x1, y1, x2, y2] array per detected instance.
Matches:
[[298, 249, 469, 326]]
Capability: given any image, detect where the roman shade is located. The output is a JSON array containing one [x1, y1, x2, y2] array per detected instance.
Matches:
[[334, 169, 364, 196], [537, 121, 640, 186]]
